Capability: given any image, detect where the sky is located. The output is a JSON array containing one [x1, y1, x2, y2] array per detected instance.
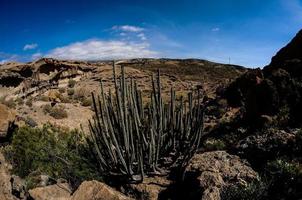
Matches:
[[0, 0, 302, 67]]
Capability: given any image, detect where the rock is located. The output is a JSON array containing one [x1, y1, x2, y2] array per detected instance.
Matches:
[[236, 129, 297, 166], [71, 180, 133, 200], [0, 152, 18, 200], [28, 183, 71, 200], [184, 151, 259, 199], [0, 104, 16, 138], [10, 175, 26, 199], [127, 176, 170, 200]]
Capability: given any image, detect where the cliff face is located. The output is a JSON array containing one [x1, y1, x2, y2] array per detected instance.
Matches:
[[264, 29, 302, 77]]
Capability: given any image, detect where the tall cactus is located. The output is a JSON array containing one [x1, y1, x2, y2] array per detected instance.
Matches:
[[87, 62, 204, 182]]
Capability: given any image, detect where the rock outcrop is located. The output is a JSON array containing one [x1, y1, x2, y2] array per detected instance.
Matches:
[[29, 183, 72, 200], [264, 29, 302, 77], [71, 180, 133, 200], [184, 151, 259, 200], [0, 104, 16, 139]]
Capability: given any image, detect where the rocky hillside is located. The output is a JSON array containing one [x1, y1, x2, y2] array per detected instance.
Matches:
[[1, 29, 302, 200]]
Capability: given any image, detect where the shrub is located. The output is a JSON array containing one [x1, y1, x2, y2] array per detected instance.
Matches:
[[265, 159, 302, 199], [203, 139, 226, 151], [220, 180, 268, 200], [67, 88, 75, 96], [43, 104, 68, 119], [58, 87, 66, 93], [0, 96, 16, 108], [16, 97, 24, 106], [73, 87, 88, 101], [5, 124, 101, 189], [81, 97, 92, 107], [68, 79, 76, 88], [38, 95, 49, 102], [25, 98, 33, 107]]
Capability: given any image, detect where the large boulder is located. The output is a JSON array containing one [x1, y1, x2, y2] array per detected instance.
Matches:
[[29, 183, 71, 200], [0, 104, 16, 138], [184, 151, 259, 200], [71, 180, 133, 200]]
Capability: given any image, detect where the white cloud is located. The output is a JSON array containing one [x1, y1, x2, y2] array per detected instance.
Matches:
[[23, 43, 38, 51], [46, 39, 158, 60], [32, 52, 42, 60], [112, 25, 144, 32], [137, 33, 147, 40], [211, 27, 220, 32]]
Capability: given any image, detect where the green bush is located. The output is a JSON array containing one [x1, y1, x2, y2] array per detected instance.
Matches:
[[5, 124, 101, 189], [68, 79, 76, 88], [203, 139, 226, 151], [220, 180, 268, 200], [16, 97, 24, 106], [43, 104, 68, 119], [0, 96, 16, 108], [25, 98, 33, 107], [265, 159, 302, 199], [58, 87, 66, 93], [67, 88, 75, 96], [81, 97, 92, 107]]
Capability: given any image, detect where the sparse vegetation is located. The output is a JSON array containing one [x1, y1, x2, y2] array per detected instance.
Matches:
[[42, 104, 68, 119], [58, 87, 66, 93], [0, 96, 16, 108], [67, 88, 75, 96], [68, 79, 76, 88], [81, 97, 92, 107]]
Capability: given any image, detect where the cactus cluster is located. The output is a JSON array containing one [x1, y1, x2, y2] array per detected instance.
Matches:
[[87, 63, 204, 182]]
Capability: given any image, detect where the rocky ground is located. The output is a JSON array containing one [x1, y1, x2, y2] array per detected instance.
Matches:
[[0, 29, 302, 200]]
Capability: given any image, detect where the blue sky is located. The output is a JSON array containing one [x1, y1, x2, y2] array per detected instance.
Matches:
[[0, 0, 302, 67]]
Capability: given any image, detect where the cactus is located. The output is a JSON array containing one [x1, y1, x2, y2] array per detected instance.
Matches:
[[87, 62, 204, 182]]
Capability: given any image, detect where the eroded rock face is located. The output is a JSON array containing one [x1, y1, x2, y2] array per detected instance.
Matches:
[[184, 151, 259, 200], [28, 183, 71, 200], [71, 180, 133, 200], [0, 104, 16, 138]]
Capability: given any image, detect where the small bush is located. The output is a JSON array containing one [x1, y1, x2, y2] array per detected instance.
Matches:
[[16, 97, 24, 106], [0, 96, 16, 108], [5, 124, 101, 189], [58, 87, 66, 93], [67, 88, 75, 96], [265, 159, 302, 199], [43, 104, 68, 119], [73, 87, 88, 101], [220, 180, 268, 200], [59, 95, 71, 103], [38, 95, 49, 102], [81, 97, 92, 107], [203, 139, 226, 151], [25, 98, 33, 107], [68, 79, 76, 88]]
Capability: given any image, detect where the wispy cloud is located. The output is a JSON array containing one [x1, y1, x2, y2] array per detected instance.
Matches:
[[23, 43, 38, 51], [46, 39, 158, 60], [137, 33, 147, 40], [211, 27, 220, 32], [31, 52, 42, 60], [112, 25, 144, 32]]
